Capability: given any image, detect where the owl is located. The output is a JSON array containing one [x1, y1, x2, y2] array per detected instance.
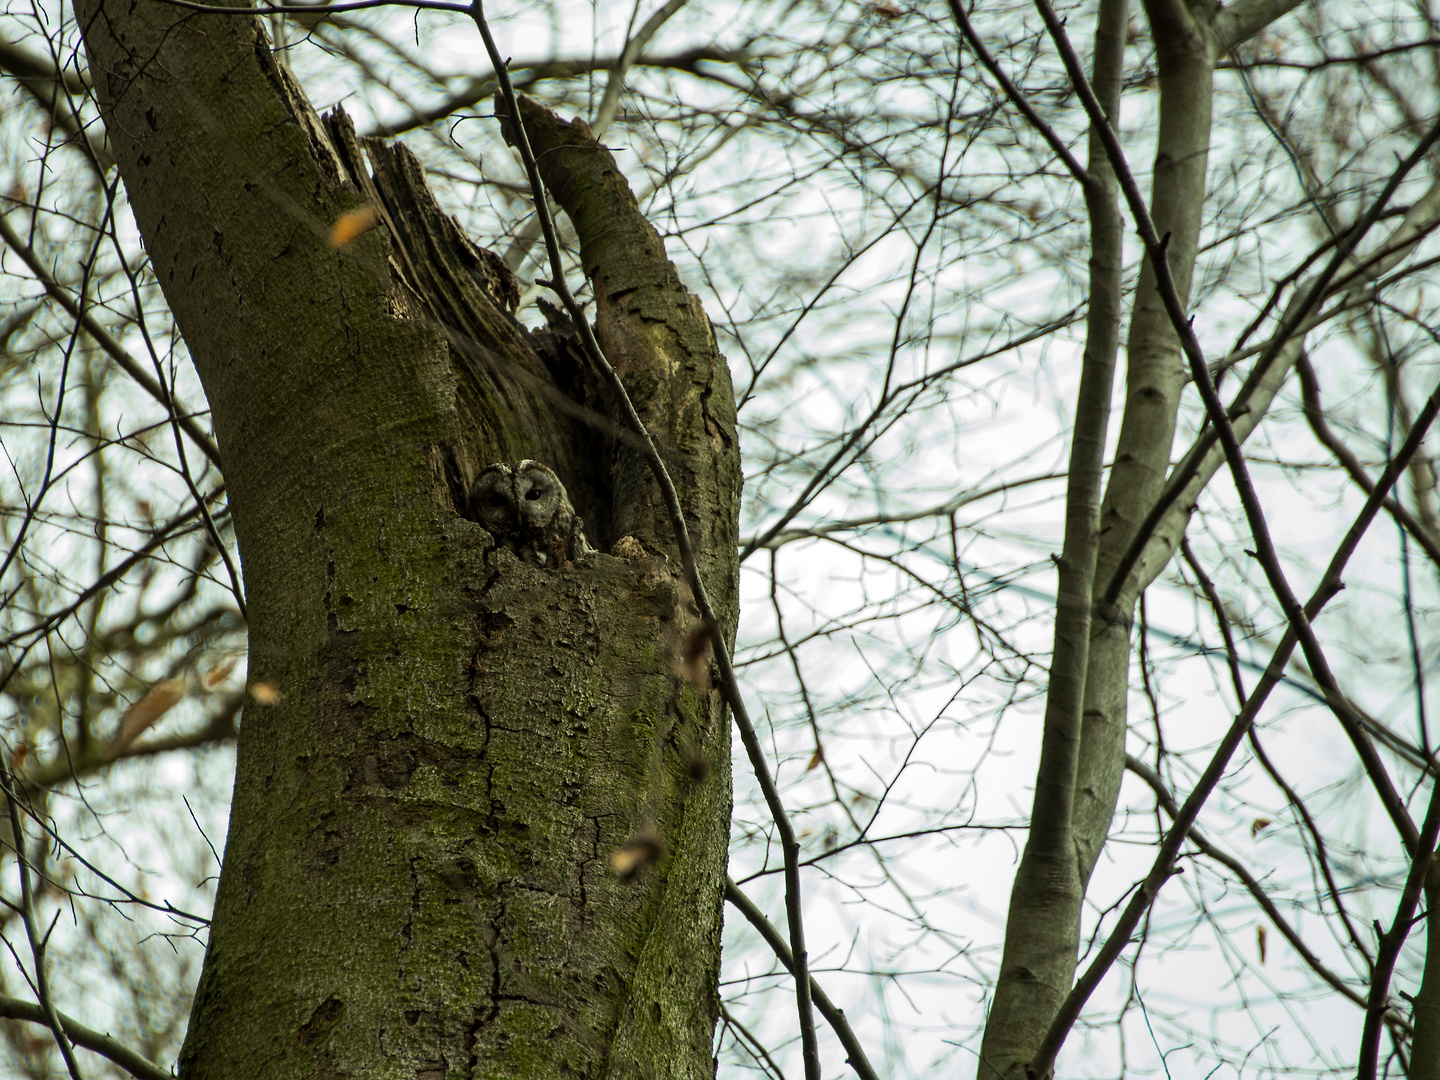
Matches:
[[469, 460, 594, 568]]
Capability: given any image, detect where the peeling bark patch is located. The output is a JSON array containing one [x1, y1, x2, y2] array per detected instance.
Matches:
[[351, 732, 468, 794], [297, 996, 347, 1046], [302, 817, 346, 877]]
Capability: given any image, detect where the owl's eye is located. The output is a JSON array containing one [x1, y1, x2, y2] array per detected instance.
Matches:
[[488, 494, 508, 507], [525, 487, 543, 501]]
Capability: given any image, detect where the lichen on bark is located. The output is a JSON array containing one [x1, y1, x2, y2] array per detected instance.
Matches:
[[75, 0, 740, 1075]]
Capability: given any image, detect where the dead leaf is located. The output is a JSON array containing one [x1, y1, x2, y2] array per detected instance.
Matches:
[[203, 658, 237, 689], [1251, 817, 1272, 838], [674, 622, 715, 686], [1257, 924, 1268, 964], [330, 204, 378, 249], [108, 679, 185, 757]]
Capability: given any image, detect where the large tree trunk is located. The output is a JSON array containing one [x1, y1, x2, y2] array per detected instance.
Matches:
[[75, 2, 741, 1077]]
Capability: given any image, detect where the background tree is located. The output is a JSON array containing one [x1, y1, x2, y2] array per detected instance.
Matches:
[[2, 0, 1440, 1078]]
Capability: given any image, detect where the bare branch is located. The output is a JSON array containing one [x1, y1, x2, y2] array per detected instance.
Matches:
[[0, 995, 169, 1080]]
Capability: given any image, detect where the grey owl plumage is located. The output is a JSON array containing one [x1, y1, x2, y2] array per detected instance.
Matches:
[[469, 460, 594, 568]]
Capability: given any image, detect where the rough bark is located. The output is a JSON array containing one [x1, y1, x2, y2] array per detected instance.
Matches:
[[74, 1, 740, 1077]]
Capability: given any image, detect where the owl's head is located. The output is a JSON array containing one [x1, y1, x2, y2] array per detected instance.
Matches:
[[470, 460, 567, 532]]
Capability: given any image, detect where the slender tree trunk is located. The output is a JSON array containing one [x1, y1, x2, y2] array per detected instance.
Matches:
[[980, 1, 1309, 1074], [976, 1, 1128, 1074], [1072, 0, 1221, 896], [76, 2, 740, 1077], [1410, 855, 1440, 1078]]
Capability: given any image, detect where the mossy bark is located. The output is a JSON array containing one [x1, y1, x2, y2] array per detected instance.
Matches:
[[75, 2, 740, 1077]]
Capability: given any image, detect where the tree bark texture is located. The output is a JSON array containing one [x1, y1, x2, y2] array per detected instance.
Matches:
[[75, 2, 741, 1078]]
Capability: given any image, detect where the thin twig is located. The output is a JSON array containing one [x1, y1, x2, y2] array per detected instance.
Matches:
[[0, 491, 224, 653], [1296, 352, 1440, 566], [725, 877, 880, 1080], [1096, 132, 1440, 609], [0, 757, 83, 1079], [947, 0, 1089, 188], [1036, 0, 1431, 853], [1359, 757, 1440, 1080], [1028, 374, 1440, 1078], [1123, 753, 1370, 1012], [0, 994, 169, 1080], [720, 1003, 790, 1080], [0, 210, 221, 468], [1180, 538, 1377, 967]]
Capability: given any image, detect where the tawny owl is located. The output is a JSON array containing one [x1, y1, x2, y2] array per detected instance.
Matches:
[[469, 460, 594, 568]]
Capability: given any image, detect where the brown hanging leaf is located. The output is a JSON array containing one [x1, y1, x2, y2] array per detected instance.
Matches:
[[108, 679, 185, 757], [674, 621, 715, 686], [1251, 817, 1272, 838], [1256, 924, 1268, 964], [203, 658, 237, 689], [806, 746, 824, 771], [329, 204, 378, 249]]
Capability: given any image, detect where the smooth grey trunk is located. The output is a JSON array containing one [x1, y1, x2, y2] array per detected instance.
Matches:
[[1071, 0, 1221, 896], [976, 0, 1128, 1074], [979, 0, 1311, 1074], [75, 2, 741, 1077]]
